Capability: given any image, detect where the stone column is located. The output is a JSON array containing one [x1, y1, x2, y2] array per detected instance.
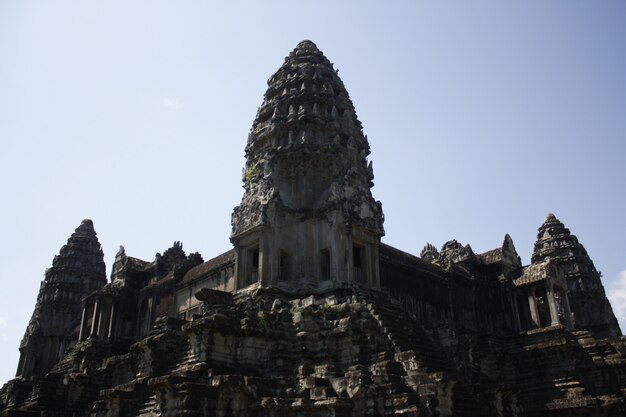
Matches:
[[236, 246, 247, 289], [546, 286, 560, 326], [528, 289, 541, 328], [107, 304, 116, 339], [561, 289, 574, 330], [258, 237, 267, 286], [233, 245, 241, 290], [372, 244, 381, 289], [97, 302, 110, 339], [90, 299, 100, 338], [78, 306, 88, 341]]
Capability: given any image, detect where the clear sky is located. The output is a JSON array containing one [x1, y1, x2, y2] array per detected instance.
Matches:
[[1, 1, 625, 385]]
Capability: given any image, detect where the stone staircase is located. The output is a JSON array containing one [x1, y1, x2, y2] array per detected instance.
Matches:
[[505, 327, 596, 414], [357, 289, 452, 372], [355, 289, 493, 416], [572, 330, 626, 398], [162, 336, 192, 375], [7, 286, 623, 417], [573, 330, 624, 363], [136, 392, 158, 417], [47, 347, 81, 375]]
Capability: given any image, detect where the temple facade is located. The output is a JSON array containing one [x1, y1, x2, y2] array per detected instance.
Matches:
[[1, 41, 624, 417]]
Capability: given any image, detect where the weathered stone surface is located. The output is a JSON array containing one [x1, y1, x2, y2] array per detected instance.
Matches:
[[231, 40, 384, 292], [4, 285, 624, 416], [15, 219, 107, 380], [531, 213, 621, 337], [1, 41, 624, 417]]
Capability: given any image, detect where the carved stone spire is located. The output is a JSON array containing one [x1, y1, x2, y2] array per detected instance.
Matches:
[[111, 245, 127, 283], [231, 40, 384, 290], [16, 219, 107, 379], [420, 243, 440, 263], [531, 213, 621, 337], [501, 233, 522, 270], [44, 219, 106, 288]]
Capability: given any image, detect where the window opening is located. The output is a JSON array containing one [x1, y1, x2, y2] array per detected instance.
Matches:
[[353, 244, 365, 283], [247, 247, 259, 285], [279, 251, 290, 280], [320, 249, 330, 280]]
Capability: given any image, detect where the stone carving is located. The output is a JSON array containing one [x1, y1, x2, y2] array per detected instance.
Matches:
[[532, 213, 620, 337], [15, 219, 107, 380], [233, 40, 383, 236], [230, 40, 384, 289], [1, 42, 625, 417], [439, 240, 474, 270], [420, 243, 440, 263], [3, 282, 625, 417], [154, 241, 203, 281]]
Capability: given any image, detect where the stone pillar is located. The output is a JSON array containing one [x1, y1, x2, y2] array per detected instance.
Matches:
[[78, 305, 89, 341], [561, 289, 574, 330], [361, 245, 374, 287], [233, 245, 242, 289], [258, 240, 265, 286], [97, 302, 110, 339], [546, 286, 560, 326], [365, 244, 373, 286], [336, 231, 349, 285], [372, 244, 381, 289], [107, 304, 116, 339], [90, 299, 100, 338], [528, 290, 541, 328]]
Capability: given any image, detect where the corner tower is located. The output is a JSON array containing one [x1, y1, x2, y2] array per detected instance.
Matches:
[[532, 213, 621, 337], [231, 40, 384, 291], [16, 219, 106, 379]]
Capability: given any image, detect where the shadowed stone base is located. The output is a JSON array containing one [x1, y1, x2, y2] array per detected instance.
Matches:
[[2, 286, 624, 417]]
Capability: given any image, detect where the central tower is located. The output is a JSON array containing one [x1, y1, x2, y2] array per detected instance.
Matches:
[[231, 40, 384, 291]]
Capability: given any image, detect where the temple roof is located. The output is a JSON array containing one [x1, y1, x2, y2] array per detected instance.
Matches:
[[513, 261, 566, 288], [182, 249, 236, 284], [531, 213, 584, 264], [248, 39, 365, 150], [232, 40, 384, 238], [477, 248, 503, 265], [380, 243, 449, 278], [45, 219, 106, 286]]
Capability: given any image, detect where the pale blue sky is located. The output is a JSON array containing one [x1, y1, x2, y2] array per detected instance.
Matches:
[[1, 1, 625, 385]]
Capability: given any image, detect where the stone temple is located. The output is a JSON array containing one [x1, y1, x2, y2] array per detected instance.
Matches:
[[1, 40, 625, 417]]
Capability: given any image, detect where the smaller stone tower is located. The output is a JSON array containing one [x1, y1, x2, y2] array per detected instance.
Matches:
[[16, 219, 107, 379], [532, 213, 621, 337], [231, 40, 384, 291]]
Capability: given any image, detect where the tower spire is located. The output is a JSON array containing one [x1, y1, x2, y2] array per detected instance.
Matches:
[[532, 213, 621, 337], [231, 40, 384, 291], [16, 219, 106, 378]]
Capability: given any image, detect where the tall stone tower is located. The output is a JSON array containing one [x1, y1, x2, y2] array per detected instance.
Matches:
[[16, 219, 106, 379], [231, 40, 384, 291], [532, 213, 621, 337]]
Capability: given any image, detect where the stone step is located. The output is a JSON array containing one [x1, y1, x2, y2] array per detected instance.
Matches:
[[366, 302, 453, 373], [136, 394, 158, 417]]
